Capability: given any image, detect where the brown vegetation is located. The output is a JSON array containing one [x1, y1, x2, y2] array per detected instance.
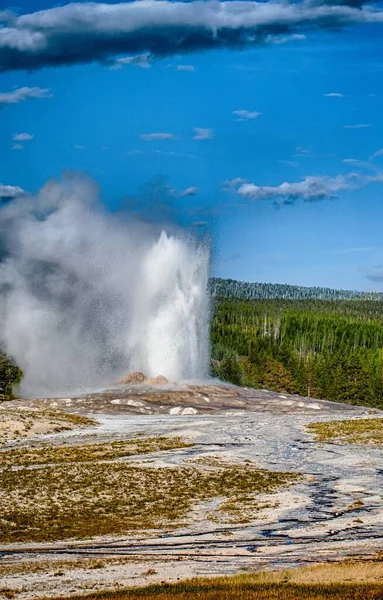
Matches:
[[0, 436, 191, 468], [307, 417, 383, 445], [0, 436, 296, 543], [42, 562, 383, 600], [0, 409, 96, 443]]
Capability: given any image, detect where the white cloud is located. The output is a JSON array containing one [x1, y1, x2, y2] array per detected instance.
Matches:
[[0, 86, 52, 107], [13, 132, 33, 141], [236, 175, 356, 202], [364, 171, 383, 184], [74, 144, 87, 150], [12, 144, 24, 150], [169, 185, 199, 197], [324, 92, 345, 98], [343, 124, 370, 129], [0, 183, 25, 200], [178, 186, 199, 197], [127, 148, 197, 158], [228, 169, 383, 205], [176, 65, 195, 72], [140, 133, 175, 141], [110, 53, 151, 69], [369, 148, 383, 161], [233, 109, 261, 120], [295, 146, 312, 155], [328, 246, 376, 255], [0, 10, 14, 23], [193, 128, 214, 140], [227, 166, 383, 204], [341, 158, 377, 171], [265, 33, 306, 45], [150, 149, 197, 158], [224, 177, 247, 189], [280, 160, 298, 167]]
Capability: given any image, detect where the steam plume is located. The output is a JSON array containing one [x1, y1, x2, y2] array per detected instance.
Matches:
[[0, 173, 210, 397]]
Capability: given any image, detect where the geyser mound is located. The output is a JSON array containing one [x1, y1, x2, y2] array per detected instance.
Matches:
[[0, 173, 210, 397]]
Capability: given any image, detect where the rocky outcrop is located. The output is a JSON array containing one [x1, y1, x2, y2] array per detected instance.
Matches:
[[119, 372, 169, 386], [145, 375, 169, 386], [119, 371, 146, 384]]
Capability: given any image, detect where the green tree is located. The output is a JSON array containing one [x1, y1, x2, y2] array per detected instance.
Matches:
[[218, 353, 243, 386], [0, 353, 23, 401], [259, 359, 297, 394], [330, 354, 374, 406], [210, 294, 383, 408]]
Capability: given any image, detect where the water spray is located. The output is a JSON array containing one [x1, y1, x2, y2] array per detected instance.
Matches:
[[0, 173, 210, 397]]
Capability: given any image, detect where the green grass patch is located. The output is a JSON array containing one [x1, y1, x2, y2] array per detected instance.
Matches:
[[307, 418, 383, 445]]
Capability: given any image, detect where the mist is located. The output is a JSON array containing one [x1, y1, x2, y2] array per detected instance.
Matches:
[[0, 172, 210, 397]]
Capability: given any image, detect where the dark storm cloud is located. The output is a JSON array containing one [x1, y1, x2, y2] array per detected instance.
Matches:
[[0, 1, 382, 73]]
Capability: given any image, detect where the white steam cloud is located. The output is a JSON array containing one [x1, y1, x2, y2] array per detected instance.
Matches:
[[0, 173, 210, 397]]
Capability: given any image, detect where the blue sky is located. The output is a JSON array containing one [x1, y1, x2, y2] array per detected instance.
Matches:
[[1, 1, 383, 291]]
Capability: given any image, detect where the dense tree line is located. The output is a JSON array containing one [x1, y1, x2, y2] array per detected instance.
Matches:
[[3, 280, 383, 406], [211, 298, 383, 408], [210, 278, 383, 301]]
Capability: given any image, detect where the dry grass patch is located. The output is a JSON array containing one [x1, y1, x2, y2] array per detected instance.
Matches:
[[255, 561, 383, 585], [0, 556, 152, 578], [0, 436, 191, 469], [52, 584, 383, 599], [0, 409, 96, 444], [307, 418, 383, 445], [0, 436, 296, 543], [42, 562, 383, 600], [0, 588, 20, 600]]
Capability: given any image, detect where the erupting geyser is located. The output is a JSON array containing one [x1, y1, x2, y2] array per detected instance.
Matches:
[[0, 173, 210, 397]]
